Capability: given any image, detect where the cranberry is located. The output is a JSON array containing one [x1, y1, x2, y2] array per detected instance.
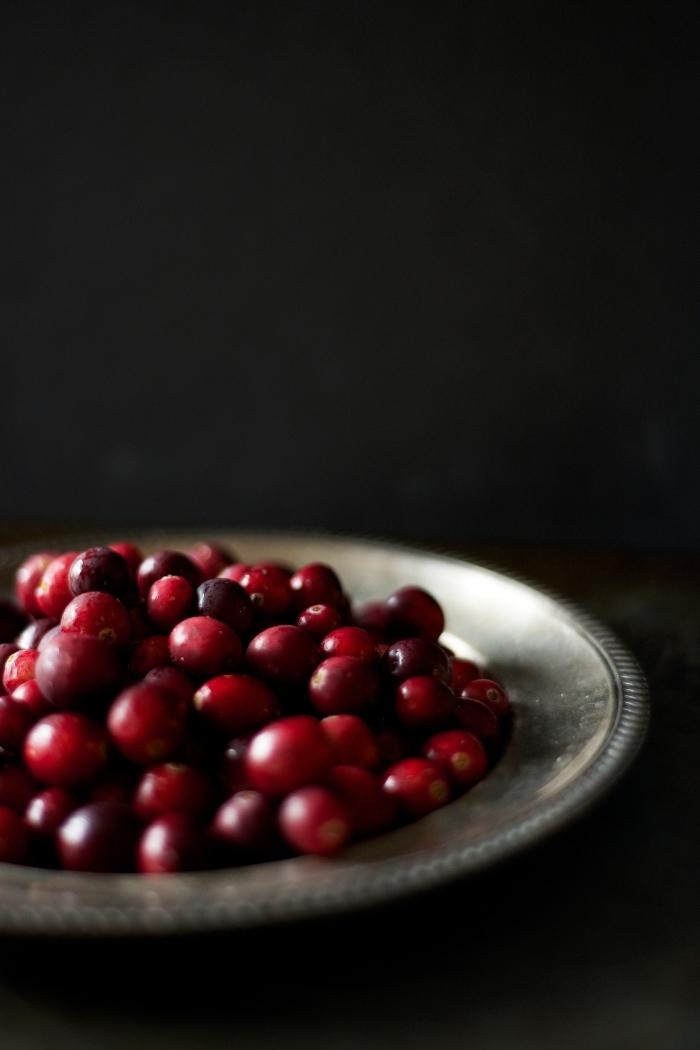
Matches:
[[194, 674, 278, 735], [25, 786, 77, 837], [382, 758, 452, 817], [129, 635, 171, 677], [169, 616, 241, 680], [147, 575, 194, 631], [289, 563, 343, 611], [246, 715, 332, 796], [196, 578, 253, 635], [36, 633, 121, 709], [218, 563, 249, 584], [188, 541, 235, 579], [296, 604, 342, 640], [422, 729, 488, 789], [38, 624, 62, 652], [142, 666, 194, 709], [386, 586, 445, 642], [383, 638, 451, 684], [35, 552, 78, 619], [61, 591, 131, 647], [239, 565, 292, 618], [17, 618, 57, 650], [462, 678, 511, 719], [0, 695, 35, 750], [212, 790, 279, 852], [219, 735, 252, 794], [353, 600, 394, 639], [0, 805, 30, 863], [58, 802, 138, 872], [395, 676, 455, 731], [0, 766, 39, 812], [451, 658, 481, 692], [138, 813, 208, 873], [245, 625, 319, 689], [455, 697, 501, 749], [0, 600, 28, 643], [107, 684, 186, 765], [137, 550, 202, 597], [309, 656, 380, 716], [2, 648, 38, 693], [0, 643, 19, 679], [320, 626, 377, 663], [328, 766, 396, 836], [375, 727, 411, 766], [109, 542, 143, 576], [134, 763, 213, 820], [15, 551, 55, 616], [320, 714, 380, 769], [24, 713, 109, 786], [279, 786, 351, 855], [11, 679, 51, 720], [69, 546, 131, 599]]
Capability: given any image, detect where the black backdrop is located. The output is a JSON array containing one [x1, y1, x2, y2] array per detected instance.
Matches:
[[2, 2, 698, 548]]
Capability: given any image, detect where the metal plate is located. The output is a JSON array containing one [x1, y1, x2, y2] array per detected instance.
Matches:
[[0, 533, 648, 935]]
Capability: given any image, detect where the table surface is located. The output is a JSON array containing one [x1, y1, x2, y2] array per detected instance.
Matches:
[[2, 540, 699, 1050]]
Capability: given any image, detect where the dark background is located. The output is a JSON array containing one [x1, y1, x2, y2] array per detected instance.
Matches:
[[2, 2, 698, 547]]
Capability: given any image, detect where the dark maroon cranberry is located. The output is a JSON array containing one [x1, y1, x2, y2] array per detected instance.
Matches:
[[246, 715, 332, 796], [328, 766, 397, 836], [454, 697, 502, 749], [451, 658, 481, 692], [16, 618, 56, 650], [194, 674, 278, 735], [383, 638, 451, 684], [15, 552, 55, 616], [142, 666, 194, 710], [2, 648, 38, 694], [134, 763, 213, 820], [188, 541, 235, 579], [35, 553, 78, 619], [296, 604, 342, 640], [107, 684, 186, 765], [11, 680, 51, 720], [320, 626, 377, 662], [25, 786, 77, 837], [239, 565, 292, 618], [279, 786, 351, 855], [57, 802, 138, 872], [386, 586, 445, 642], [0, 695, 35, 750], [36, 633, 121, 709], [169, 616, 241, 680], [245, 625, 319, 690], [138, 813, 208, 873], [462, 678, 511, 719], [320, 714, 380, 770], [24, 713, 109, 786], [212, 790, 279, 852], [309, 656, 380, 716], [0, 766, 39, 812], [0, 600, 28, 644], [61, 591, 131, 647], [109, 542, 143, 576], [137, 550, 202, 597], [147, 575, 194, 631], [0, 643, 19, 679], [196, 578, 253, 635], [128, 635, 171, 677], [69, 546, 131, 599], [219, 735, 252, 794], [353, 600, 394, 639], [375, 728, 411, 767], [0, 805, 30, 863], [218, 563, 249, 584], [395, 676, 455, 731], [289, 563, 343, 611], [422, 729, 488, 789], [382, 758, 452, 817]]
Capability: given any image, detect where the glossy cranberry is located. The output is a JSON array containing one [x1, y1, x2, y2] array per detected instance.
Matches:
[[2, 648, 38, 694], [422, 729, 488, 789], [17, 618, 57, 650], [0, 643, 19, 679], [454, 697, 501, 748], [395, 676, 455, 731], [320, 714, 380, 769], [309, 656, 380, 716], [218, 563, 250, 584], [386, 586, 445, 642], [451, 658, 481, 692], [329, 766, 397, 836], [24, 713, 109, 786], [138, 813, 208, 873], [11, 679, 52, 720], [134, 763, 213, 820], [128, 634, 171, 677], [142, 666, 194, 709], [58, 802, 138, 872], [196, 578, 253, 635], [61, 591, 131, 647], [69, 546, 131, 599], [219, 735, 253, 794], [246, 715, 332, 796], [212, 790, 279, 852], [15, 551, 55, 616], [239, 565, 292, 618], [353, 600, 394, 639], [36, 632, 121, 709], [137, 550, 202, 597], [194, 674, 278, 735], [109, 542, 143, 576], [147, 575, 194, 631], [296, 604, 342, 640], [169, 616, 241, 680], [383, 638, 451, 684], [289, 563, 343, 611], [245, 625, 319, 689], [25, 787, 77, 836], [382, 758, 452, 817], [0, 805, 30, 863], [0, 600, 28, 643], [279, 785, 351, 855], [0, 766, 39, 812], [375, 728, 411, 766], [35, 552, 78, 619], [0, 695, 35, 750], [320, 626, 377, 663], [462, 678, 511, 719], [107, 684, 186, 765], [188, 541, 235, 579]]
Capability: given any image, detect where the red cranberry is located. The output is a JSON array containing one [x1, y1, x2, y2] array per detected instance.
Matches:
[[422, 729, 488, 789], [451, 658, 481, 692], [2, 648, 38, 693], [212, 790, 279, 852], [382, 758, 452, 817], [61, 591, 131, 647], [0, 600, 28, 644], [169, 616, 241, 680], [454, 697, 501, 748], [279, 786, 351, 855], [320, 626, 377, 663], [245, 625, 319, 689], [58, 802, 138, 872], [17, 618, 57, 650], [395, 676, 455, 731], [219, 735, 252, 794], [218, 563, 249, 584], [137, 550, 202, 597], [35, 552, 78, 619], [129, 634, 171, 677], [246, 715, 332, 796], [309, 656, 380, 716], [25, 787, 77, 837], [196, 578, 253, 635], [0, 643, 19, 679], [24, 713, 109, 786], [353, 600, 394, 639], [69, 546, 131, 599], [134, 763, 213, 820], [107, 684, 186, 765], [0, 695, 35, 750], [194, 674, 278, 735], [138, 813, 208, 873], [142, 666, 194, 709], [239, 565, 292, 618], [328, 766, 397, 836], [462, 678, 511, 719], [0, 766, 39, 812], [289, 563, 343, 611], [188, 541, 235, 579], [383, 638, 451, 684], [11, 679, 52, 720], [0, 805, 30, 863], [296, 604, 342, 640], [386, 586, 445, 642], [375, 728, 411, 766], [147, 575, 194, 631], [15, 552, 55, 616], [36, 633, 121, 709], [109, 542, 143, 576], [320, 714, 380, 769]]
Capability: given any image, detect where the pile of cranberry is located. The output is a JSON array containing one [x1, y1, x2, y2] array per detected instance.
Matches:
[[0, 541, 512, 874]]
